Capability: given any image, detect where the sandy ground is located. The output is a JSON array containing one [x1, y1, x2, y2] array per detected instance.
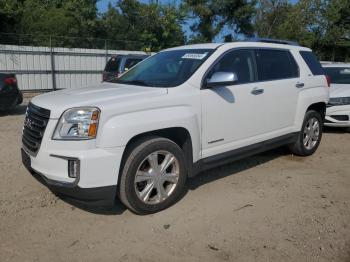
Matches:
[[0, 99, 350, 262]]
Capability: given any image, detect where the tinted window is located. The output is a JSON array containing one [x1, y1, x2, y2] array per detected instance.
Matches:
[[117, 49, 214, 87], [124, 58, 143, 71], [105, 57, 121, 72], [300, 51, 324, 75], [208, 49, 256, 84], [324, 67, 350, 84], [255, 49, 299, 81]]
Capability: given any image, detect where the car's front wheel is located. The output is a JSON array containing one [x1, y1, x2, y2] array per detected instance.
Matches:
[[289, 110, 323, 156], [119, 137, 187, 215]]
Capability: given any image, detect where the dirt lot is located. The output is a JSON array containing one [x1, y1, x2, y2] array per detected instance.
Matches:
[[1, 98, 350, 262]]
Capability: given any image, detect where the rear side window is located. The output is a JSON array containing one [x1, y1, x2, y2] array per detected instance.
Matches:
[[124, 58, 143, 71], [105, 57, 121, 72], [255, 49, 299, 81], [299, 51, 324, 75]]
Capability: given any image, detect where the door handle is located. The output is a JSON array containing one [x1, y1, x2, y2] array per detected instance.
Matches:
[[295, 82, 305, 88], [251, 88, 264, 95]]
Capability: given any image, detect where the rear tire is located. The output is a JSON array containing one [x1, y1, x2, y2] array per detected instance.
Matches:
[[119, 137, 187, 215], [289, 110, 323, 156]]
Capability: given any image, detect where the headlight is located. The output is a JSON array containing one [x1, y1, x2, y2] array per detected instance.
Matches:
[[328, 97, 350, 106], [53, 107, 100, 140]]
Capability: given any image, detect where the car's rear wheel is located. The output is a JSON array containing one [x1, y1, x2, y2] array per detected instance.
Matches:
[[289, 110, 323, 156], [119, 137, 187, 215]]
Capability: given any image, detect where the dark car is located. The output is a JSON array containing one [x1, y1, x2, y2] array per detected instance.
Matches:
[[0, 73, 23, 111], [102, 54, 149, 82]]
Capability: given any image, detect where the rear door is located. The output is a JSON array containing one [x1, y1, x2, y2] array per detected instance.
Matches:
[[252, 48, 301, 134]]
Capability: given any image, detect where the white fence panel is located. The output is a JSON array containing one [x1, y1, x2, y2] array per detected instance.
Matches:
[[0, 44, 146, 91]]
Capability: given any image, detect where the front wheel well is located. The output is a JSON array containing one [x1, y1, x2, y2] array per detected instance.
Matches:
[[120, 127, 194, 179]]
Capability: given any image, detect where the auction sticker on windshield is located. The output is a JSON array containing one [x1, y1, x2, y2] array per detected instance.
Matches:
[[182, 53, 208, 60]]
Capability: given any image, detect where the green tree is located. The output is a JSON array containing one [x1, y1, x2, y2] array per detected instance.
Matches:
[[255, 0, 291, 38], [255, 0, 350, 61], [183, 0, 256, 43], [18, 0, 98, 47], [100, 0, 185, 51]]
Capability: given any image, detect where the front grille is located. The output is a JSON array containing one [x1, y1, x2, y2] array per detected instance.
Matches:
[[22, 102, 50, 155], [330, 115, 349, 121]]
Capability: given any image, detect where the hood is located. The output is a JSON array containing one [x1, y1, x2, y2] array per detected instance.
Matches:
[[31, 82, 168, 118], [329, 84, 350, 98]]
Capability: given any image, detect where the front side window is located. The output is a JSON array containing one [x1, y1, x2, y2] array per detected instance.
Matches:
[[207, 49, 256, 84], [255, 49, 299, 81], [323, 67, 350, 84], [116, 49, 214, 87]]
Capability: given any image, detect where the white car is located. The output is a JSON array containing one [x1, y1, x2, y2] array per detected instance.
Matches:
[[22, 40, 329, 214], [323, 63, 350, 131]]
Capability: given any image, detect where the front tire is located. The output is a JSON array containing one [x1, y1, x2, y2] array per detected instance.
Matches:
[[289, 110, 323, 156], [119, 137, 187, 215]]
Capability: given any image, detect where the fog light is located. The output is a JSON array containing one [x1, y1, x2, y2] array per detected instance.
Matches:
[[68, 159, 80, 178]]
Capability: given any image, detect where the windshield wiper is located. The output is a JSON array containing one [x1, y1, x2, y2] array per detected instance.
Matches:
[[113, 79, 150, 86]]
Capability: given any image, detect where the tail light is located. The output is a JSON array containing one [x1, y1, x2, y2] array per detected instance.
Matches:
[[325, 75, 331, 87], [4, 76, 17, 85]]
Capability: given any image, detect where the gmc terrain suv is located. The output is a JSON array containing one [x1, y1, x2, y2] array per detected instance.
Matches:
[[22, 40, 329, 214]]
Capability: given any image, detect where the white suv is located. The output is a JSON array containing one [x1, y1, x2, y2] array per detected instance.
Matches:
[[322, 63, 350, 131], [22, 41, 329, 214]]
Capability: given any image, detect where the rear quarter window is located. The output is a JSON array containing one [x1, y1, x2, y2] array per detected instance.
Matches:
[[299, 51, 324, 75], [255, 49, 299, 81]]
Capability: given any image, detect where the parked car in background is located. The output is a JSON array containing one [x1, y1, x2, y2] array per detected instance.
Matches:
[[0, 73, 23, 111], [102, 54, 149, 82], [323, 63, 350, 131], [22, 40, 329, 214]]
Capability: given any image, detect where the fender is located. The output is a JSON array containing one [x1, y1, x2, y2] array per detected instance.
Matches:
[[96, 106, 201, 162], [294, 86, 329, 130]]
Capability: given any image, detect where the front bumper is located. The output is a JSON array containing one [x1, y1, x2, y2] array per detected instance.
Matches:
[[325, 104, 350, 127], [21, 140, 125, 205]]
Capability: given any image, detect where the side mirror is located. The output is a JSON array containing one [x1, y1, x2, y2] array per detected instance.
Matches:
[[205, 72, 238, 88]]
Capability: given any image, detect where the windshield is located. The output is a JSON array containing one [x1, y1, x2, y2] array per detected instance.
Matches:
[[324, 67, 350, 84], [113, 49, 214, 87]]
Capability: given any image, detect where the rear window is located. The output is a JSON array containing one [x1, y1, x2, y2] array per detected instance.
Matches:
[[299, 51, 324, 75], [124, 58, 143, 71], [323, 67, 350, 84], [255, 49, 299, 81], [105, 57, 121, 72]]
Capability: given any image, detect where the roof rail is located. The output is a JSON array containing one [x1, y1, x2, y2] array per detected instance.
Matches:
[[246, 38, 300, 46]]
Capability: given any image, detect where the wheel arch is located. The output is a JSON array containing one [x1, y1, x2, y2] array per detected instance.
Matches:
[[294, 87, 328, 130], [119, 127, 195, 179]]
